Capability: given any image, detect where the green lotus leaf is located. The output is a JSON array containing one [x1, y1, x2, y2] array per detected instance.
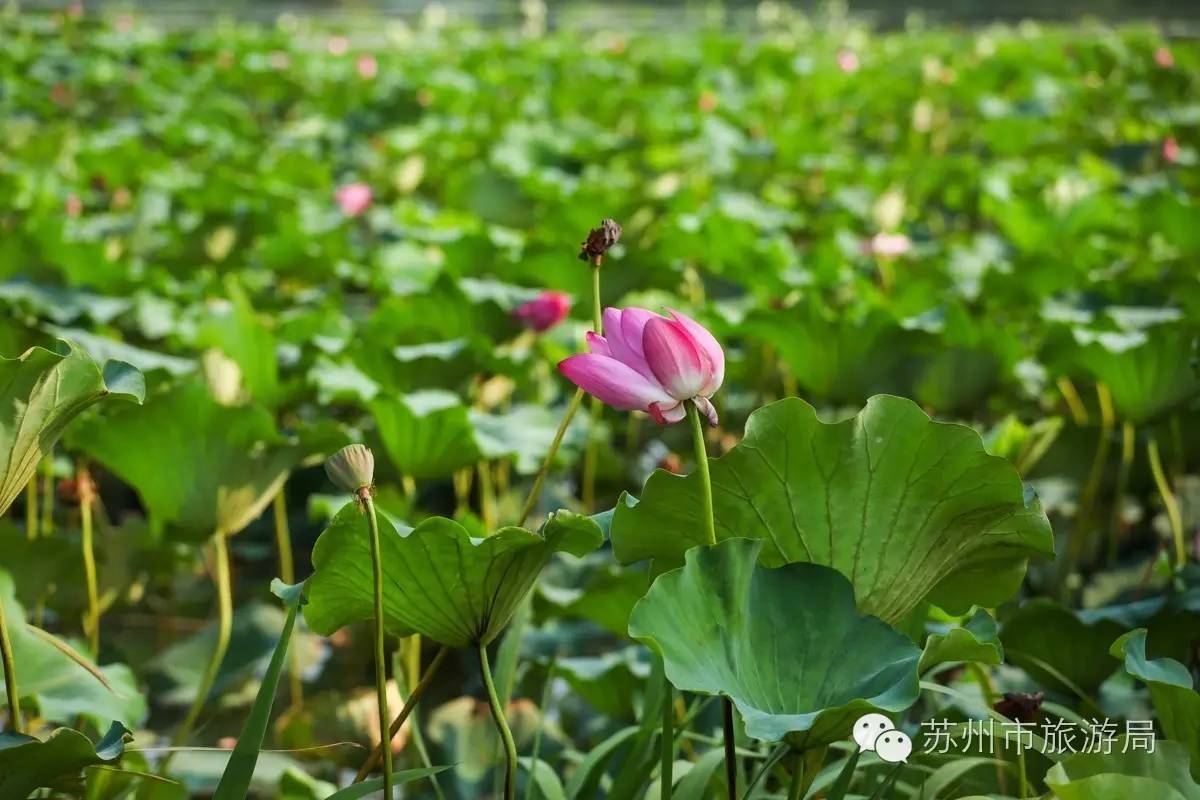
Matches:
[[1111, 629, 1200, 778], [1045, 741, 1200, 800], [196, 277, 281, 407], [919, 609, 1004, 674], [1070, 324, 1200, 423], [611, 395, 1054, 623], [0, 721, 132, 798], [1000, 599, 1125, 695], [0, 340, 144, 517], [0, 570, 148, 728], [628, 538, 921, 750], [304, 506, 603, 647], [371, 389, 483, 480], [71, 381, 305, 542]]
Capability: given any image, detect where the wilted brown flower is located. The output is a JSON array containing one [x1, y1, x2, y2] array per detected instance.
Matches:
[[578, 218, 622, 264]]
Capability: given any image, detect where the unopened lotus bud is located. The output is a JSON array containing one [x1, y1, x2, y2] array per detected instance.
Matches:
[[326, 444, 375, 494], [578, 218, 622, 264], [202, 349, 243, 406]]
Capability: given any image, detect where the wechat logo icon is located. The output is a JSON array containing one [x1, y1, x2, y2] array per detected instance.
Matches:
[[853, 713, 913, 764]]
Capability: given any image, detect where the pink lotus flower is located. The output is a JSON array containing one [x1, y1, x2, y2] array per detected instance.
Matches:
[[1155, 47, 1174, 68], [65, 194, 83, 218], [865, 232, 912, 258], [335, 183, 372, 216], [515, 290, 572, 332], [837, 49, 860, 74], [357, 54, 378, 80], [1163, 137, 1180, 164], [559, 307, 724, 426]]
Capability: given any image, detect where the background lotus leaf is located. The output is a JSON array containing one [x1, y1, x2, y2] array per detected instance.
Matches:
[[0, 721, 131, 798], [628, 538, 921, 750], [71, 380, 305, 542], [611, 395, 1054, 623], [1045, 741, 1200, 800], [0, 340, 143, 517], [304, 506, 603, 647]]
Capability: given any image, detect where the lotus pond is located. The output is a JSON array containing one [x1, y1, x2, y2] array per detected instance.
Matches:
[[0, 6, 1198, 800]]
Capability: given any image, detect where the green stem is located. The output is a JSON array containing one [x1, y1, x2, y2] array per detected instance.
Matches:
[[0, 593, 21, 733], [1148, 437, 1187, 569], [479, 642, 518, 800], [355, 645, 449, 783], [787, 752, 805, 800], [518, 388, 585, 527], [970, 663, 1006, 795], [170, 532, 234, 752], [525, 655, 557, 800], [722, 698, 738, 799], [687, 402, 717, 547], [582, 261, 604, 514], [1107, 421, 1136, 564], [24, 476, 37, 541], [272, 487, 302, 709], [363, 494, 394, 799], [661, 672, 674, 800], [478, 460, 496, 531], [1017, 744, 1028, 798], [40, 454, 53, 537], [80, 466, 99, 657]]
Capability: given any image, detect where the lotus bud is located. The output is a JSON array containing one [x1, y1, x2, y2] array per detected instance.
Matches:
[[578, 218, 622, 264], [202, 349, 243, 406], [326, 444, 375, 496]]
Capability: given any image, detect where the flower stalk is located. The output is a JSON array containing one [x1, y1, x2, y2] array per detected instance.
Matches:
[[273, 486, 303, 709], [361, 489, 394, 799], [78, 463, 100, 656], [479, 642, 518, 800], [0, 595, 20, 733], [172, 531, 234, 751], [355, 644, 448, 782]]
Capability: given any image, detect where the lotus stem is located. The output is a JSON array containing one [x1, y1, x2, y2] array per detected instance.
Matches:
[[361, 493, 394, 800], [525, 655, 557, 800], [1062, 383, 1113, 595], [478, 460, 497, 531], [722, 698, 738, 799], [479, 642, 518, 800], [661, 671, 674, 799], [272, 486, 302, 709], [0, 594, 21, 733], [1148, 437, 1187, 569], [787, 752, 805, 800], [519, 388, 585, 527], [686, 402, 717, 547], [171, 531, 234, 753], [24, 476, 37, 541], [79, 463, 100, 656], [582, 260, 604, 513], [40, 453, 54, 537], [355, 644, 449, 782], [1107, 421, 1136, 564], [1056, 376, 1089, 426]]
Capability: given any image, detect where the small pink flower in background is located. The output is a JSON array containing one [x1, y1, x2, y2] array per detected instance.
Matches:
[[515, 291, 572, 332], [837, 49, 860, 73], [356, 54, 378, 80], [65, 194, 83, 217], [335, 183, 372, 216], [1163, 136, 1180, 164], [1154, 47, 1174, 68], [865, 232, 912, 258], [559, 307, 724, 426], [327, 35, 349, 56], [268, 51, 291, 70]]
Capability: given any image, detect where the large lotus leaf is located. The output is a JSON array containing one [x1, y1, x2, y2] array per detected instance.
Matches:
[[1045, 741, 1200, 800], [919, 609, 1004, 675], [1111, 629, 1200, 778], [304, 506, 603, 647], [628, 538, 921, 750], [71, 381, 304, 541], [196, 277, 281, 406], [0, 721, 131, 798], [0, 570, 148, 728], [1069, 325, 1200, 423], [370, 390, 483, 480], [611, 395, 1054, 623], [1000, 599, 1125, 695], [0, 340, 143, 517]]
